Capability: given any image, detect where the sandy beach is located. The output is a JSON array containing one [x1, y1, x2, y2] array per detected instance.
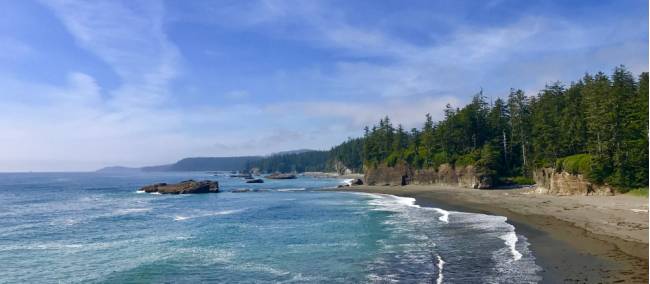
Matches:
[[335, 185, 649, 283]]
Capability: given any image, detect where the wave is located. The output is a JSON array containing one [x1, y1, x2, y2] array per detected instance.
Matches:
[[276, 188, 306, 192], [499, 230, 523, 261], [358, 193, 452, 223], [354, 192, 538, 282], [431, 208, 450, 223], [436, 254, 445, 284], [173, 209, 244, 221], [115, 208, 151, 215]]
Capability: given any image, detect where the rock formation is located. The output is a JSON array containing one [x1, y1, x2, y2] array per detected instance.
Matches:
[[364, 162, 492, 189], [139, 180, 219, 194], [533, 167, 614, 195], [265, 173, 297, 179]]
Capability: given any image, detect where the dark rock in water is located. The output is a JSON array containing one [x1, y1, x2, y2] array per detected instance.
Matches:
[[265, 173, 297, 179], [246, 178, 264, 183], [230, 173, 253, 178], [349, 178, 363, 185], [337, 184, 347, 188], [139, 180, 219, 194], [141, 183, 168, 193], [232, 188, 251, 193]]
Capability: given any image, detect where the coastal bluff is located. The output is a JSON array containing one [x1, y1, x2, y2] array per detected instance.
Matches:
[[364, 163, 492, 189], [534, 167, 614, 196], [364, 163, 616, 195], [139, 180, 219, 194]]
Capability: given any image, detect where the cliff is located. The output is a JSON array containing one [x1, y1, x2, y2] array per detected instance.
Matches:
[[533, 167, 614, 196], [364, 163, 492, 189]]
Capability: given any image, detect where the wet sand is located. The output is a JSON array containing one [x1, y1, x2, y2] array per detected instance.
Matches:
[[335, 185, 648, 283]]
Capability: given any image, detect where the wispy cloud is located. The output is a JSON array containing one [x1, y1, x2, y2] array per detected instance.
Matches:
[[43, 0, 179, 108], [0, 0, 646, 171]]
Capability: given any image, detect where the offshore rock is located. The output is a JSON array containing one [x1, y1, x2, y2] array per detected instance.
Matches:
[[139, 180, 219, 194], [265, 173, 297, 179]]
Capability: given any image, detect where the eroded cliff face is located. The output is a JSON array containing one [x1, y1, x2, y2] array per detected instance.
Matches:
[[364, 163, 492, 189], [332, 160, 353, 175], [364, 163, 411, 186], [533, 167, 614, 196]]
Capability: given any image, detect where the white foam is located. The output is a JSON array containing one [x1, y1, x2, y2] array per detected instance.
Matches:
[[357, 193, 453, 223], [500, 231, 523, 261], [173, 209, 244, 221], [436, 254, 445, 284], [342, 179, 355, 186], [432, 208, 450, 223], [150, 192, 161, 195], [630, 208, 648, 213], [276, 188, 306, 192], [135, 190, 146, 194], [174, 215, 189, 221], [116, 208, 151, 214]]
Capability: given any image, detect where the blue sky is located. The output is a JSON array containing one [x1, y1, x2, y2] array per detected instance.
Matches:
[[0, 0, 647, 171]]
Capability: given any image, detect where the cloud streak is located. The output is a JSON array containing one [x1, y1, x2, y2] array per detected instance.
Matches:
[[0, 0, 646, 171]]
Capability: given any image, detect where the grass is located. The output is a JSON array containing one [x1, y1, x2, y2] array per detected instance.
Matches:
[[625, 187, 649, 197], [555, 153, 592, 175], [511, 176, 535, 185]]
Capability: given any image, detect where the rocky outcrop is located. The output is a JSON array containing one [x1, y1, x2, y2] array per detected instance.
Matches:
[[246, 178, 264, 183], [364, 163, 411, 186], [139, 180, 219, 194], [332, 160, 353, 175], [265, 173, 297, 179], [533, 167, 614, 196], [364, 163, 492, 189], [349, 178, 363, 185]]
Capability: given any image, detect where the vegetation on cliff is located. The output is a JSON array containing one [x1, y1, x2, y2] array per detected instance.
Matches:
[[361, 66, 648, 190]]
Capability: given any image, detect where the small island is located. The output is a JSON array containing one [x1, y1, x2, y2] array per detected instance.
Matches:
[[139, 180, 219, 194]]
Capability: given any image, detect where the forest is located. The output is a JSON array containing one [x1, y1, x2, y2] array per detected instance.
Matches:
[[247, 139, 364, 173], [250, 66, 647, 190], [362, 66, 648, 190]]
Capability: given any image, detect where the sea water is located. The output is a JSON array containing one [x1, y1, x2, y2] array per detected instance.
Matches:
[[0, 172, 541, 283]]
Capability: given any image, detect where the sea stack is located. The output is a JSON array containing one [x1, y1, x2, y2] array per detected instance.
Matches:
[[265, 173, 297, 179], [139, 180, 219, 194]]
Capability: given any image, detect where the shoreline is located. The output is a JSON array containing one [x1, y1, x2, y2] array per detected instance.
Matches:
[[333, 185, 648, 283]]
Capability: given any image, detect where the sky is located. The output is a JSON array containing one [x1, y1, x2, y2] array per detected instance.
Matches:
[[0, 0, 647, 171]]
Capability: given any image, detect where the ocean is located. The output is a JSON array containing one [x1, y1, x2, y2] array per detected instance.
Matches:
[[0, 172, 541, 283]]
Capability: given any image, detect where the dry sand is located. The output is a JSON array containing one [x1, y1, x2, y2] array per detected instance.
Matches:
[[336, 185, 649, 283]]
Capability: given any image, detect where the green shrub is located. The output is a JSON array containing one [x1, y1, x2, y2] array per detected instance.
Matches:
[[385, 152, 401, 167], [455, 150, 480, 167], [556, 154, 592, 175], [512, 176, 535, 185]]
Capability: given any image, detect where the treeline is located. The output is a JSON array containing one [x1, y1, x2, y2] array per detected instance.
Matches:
[[247, 151, 330, 173], [246, 66, 647, 189], [362, 66, 648, 189], [246, 138, 364, 173]]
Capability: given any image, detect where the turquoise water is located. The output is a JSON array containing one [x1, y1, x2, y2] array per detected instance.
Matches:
[[0, 172, 541, 283]]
